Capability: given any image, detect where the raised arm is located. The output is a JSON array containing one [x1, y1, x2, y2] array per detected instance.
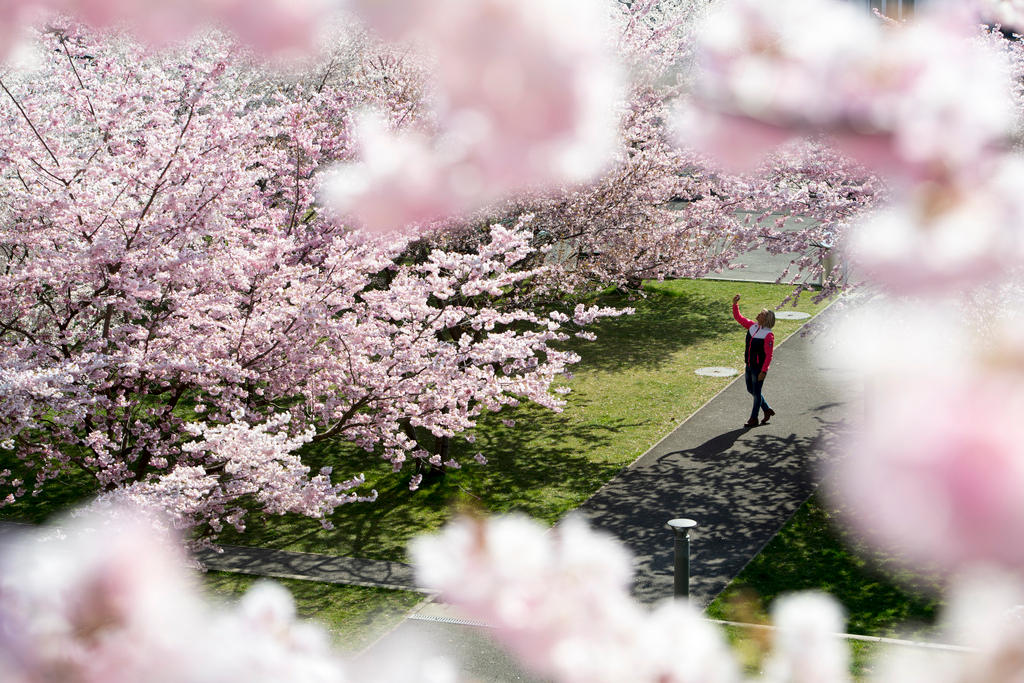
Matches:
[[732, 295, 754, 329]]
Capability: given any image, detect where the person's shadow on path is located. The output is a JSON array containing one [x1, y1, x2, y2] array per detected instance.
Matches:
[[682, 428, 747, 458]]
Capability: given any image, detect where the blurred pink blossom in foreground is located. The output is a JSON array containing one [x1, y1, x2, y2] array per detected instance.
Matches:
[[876, 569, 1024, 682], [0, 508, 348, 682], [412, 513, 858, 683], [835, 376, 1024, 572], [0, 0, 332, 57], [412, 515, 1024, 682], [847, 155, 1024, 292], [9, 507, 1024, 682], [977, 0, 1024, 31], [822, 301, 1024, 574], [678, 0, 1024, 293], [764, 593, 850, 683], [685, 0, 1014, 174], [324, 0, 624, 231]]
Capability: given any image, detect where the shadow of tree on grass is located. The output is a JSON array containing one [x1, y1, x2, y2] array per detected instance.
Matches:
[[226, 402, 639, 562], [566, 288, 739, 373]]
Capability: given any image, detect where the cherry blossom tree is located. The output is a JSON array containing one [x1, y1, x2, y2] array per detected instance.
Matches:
[[0, 23, 364, 533], [500, 0, 750, 292], [0, 23, 625, 539], [745, 141, 885, 302]]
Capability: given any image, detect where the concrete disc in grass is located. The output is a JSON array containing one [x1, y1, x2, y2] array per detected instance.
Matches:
[[695, 367, 738, 377]]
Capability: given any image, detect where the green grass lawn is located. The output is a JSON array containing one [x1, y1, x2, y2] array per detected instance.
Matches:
[[705, 493, 941, 638], [705, 492, 945, 679], [202, 571, 424, 652]]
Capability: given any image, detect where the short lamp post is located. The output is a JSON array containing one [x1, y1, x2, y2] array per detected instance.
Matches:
[[666, 518, 698, 599]]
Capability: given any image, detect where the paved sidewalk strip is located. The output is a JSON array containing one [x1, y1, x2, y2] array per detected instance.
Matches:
[[197, 544, 423, 593], [407, 606, 970, 655], [0, 520, 421, 594]]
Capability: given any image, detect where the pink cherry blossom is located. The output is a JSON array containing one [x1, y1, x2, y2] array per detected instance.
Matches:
[[318, 112, 465, 233], [325, 0, 625, 230], [679, 0, 1024, 294], [833, 374, 1024, 573], [874, 569, 1024, 682], [821, 299, 1024, 574], [683, 0, 1016, 175], [0, 506, 349, 682], [0, 0, 333, 59], [847, 154, 1024, 292], [976, 0, 1024, 31], [493, 2, 883, 296], [411, 513, 740, 683], [763, 592, 850, 683], [412, 513, 864, 683]]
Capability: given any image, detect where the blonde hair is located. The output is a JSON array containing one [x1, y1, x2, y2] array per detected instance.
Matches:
[[760, 309, 776, 328]]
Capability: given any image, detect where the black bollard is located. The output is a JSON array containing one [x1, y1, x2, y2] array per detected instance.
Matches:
[[666, 518, 698, 599]]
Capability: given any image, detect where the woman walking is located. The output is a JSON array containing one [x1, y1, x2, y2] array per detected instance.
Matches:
[[732, 294, 776, 428]]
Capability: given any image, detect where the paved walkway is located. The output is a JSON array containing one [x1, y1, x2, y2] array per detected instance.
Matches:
[[574, 326, 852, 606], [0, 519, 423, 592], [195, 544, 423, 593]]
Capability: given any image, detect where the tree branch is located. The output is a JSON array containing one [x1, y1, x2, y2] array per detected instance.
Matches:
[[0, 76, 63, 170]]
